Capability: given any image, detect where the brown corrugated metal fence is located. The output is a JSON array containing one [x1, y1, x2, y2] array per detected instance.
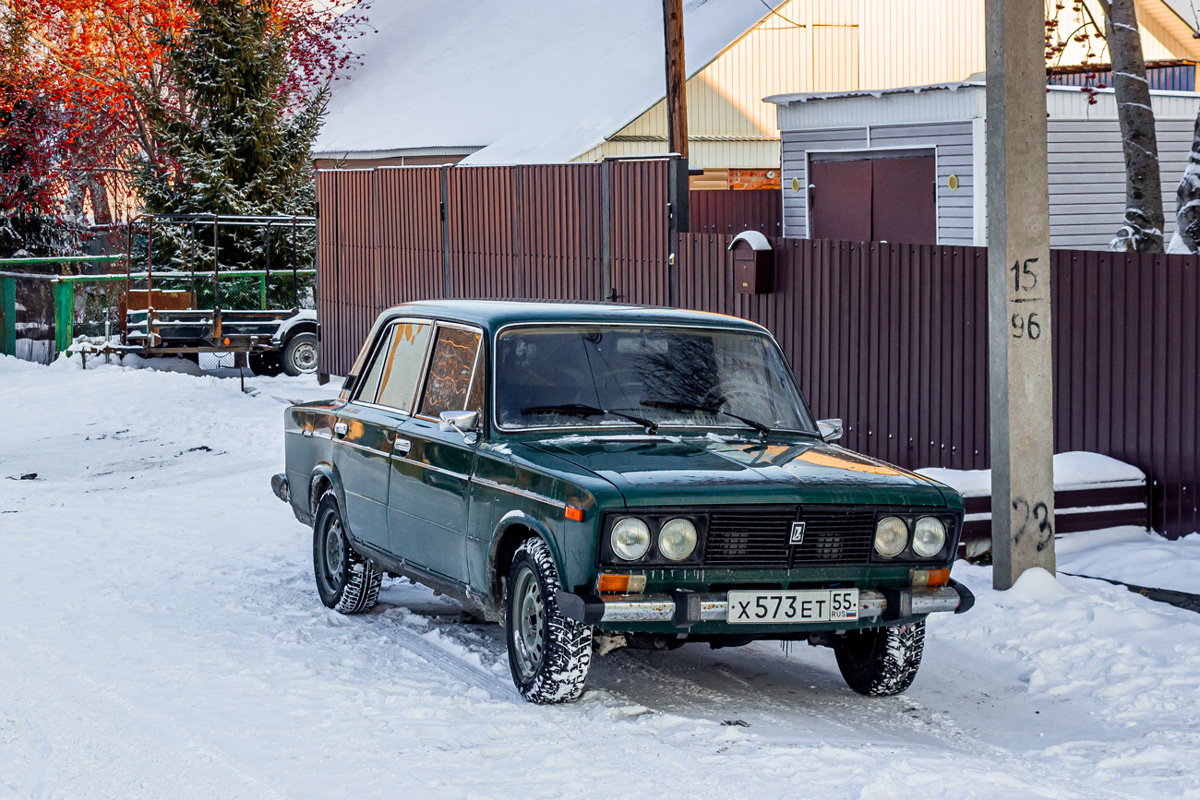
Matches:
[[317, 158, 677, 374], [689, 189, 781, 236], [316, 164, 1200, 538]]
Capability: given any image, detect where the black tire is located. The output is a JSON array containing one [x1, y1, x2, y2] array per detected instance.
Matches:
[[834, 620, 925, 696], [249, 351, 284, 377], [281, 332, 318, 377], [505, 538, 592, 704], [312, 492, 381, 614]]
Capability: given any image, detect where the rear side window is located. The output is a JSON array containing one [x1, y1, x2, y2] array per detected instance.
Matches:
[[376, 322, 433, 412], [419, 326, 482, 417]]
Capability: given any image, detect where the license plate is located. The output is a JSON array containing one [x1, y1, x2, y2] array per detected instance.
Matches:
[[726, 589, 859, 624]]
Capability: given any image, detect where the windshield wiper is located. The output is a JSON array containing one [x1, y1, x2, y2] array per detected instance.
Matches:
[[521, 403, 659, 434], [640, 400, 771, 437]]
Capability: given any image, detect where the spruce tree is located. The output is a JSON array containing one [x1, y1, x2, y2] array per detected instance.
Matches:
[[137, 0, 324, 273]]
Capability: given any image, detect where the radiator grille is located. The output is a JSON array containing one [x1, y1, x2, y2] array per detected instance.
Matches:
[[703, 507, 876, 568]]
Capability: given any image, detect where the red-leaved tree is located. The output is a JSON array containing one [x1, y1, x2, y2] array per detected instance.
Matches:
[[3, 0, 368, 224]]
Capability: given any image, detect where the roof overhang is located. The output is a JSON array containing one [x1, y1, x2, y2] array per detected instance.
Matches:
[[769, 81, 1200, 131], [312, 146, 484, 161]]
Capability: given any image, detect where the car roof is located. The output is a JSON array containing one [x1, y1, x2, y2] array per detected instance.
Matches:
[[378, 299, 769, 335]]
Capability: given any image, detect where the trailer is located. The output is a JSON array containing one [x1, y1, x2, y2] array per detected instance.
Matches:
[[1, 214, 319, 373]]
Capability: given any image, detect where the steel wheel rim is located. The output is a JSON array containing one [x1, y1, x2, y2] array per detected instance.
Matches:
[[292, 342, 318, 373], [512, 566, 545, 680], [322, 517, 346, 593]]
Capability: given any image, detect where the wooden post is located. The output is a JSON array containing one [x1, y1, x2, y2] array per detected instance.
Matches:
[[986, 0, 1056, 589], [662, 0, 688, 159]]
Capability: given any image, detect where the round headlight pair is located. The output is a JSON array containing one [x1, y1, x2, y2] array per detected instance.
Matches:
[[873, 516, 947, 558], [611, 517, 697, 561]]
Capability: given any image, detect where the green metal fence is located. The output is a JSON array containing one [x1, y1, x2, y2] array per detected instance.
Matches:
[[0, 256, 316, 360]]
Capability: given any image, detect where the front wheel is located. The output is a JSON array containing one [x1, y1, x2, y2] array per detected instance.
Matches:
[[833, 620, 925, 696], [505, 538, 592, 704], [281, 332, 318, 376]]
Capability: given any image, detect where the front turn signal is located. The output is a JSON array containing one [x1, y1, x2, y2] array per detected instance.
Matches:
[[911, 568, 951, 588], [596, 573, 647, 595]]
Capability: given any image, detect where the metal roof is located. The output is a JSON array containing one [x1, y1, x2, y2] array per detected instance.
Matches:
[[314, 0, 782, 166]]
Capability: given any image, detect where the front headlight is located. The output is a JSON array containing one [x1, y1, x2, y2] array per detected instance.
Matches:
[[657, 518, 698, 561], [611, 517, 651, 561], [912, 516, 947, 557], [874, 516, 908, 558]]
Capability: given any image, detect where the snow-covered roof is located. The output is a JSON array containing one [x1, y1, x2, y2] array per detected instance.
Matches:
[[769, 81, 1200, 131], [315, 0, 779, 165]]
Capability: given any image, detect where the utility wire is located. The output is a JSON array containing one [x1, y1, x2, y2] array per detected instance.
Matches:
[[758, 0, 806, 29]]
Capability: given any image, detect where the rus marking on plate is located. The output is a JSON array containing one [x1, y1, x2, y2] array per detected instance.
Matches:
[[789, 521, 806, 545]]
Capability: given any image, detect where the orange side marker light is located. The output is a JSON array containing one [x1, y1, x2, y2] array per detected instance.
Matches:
[[565, 506, 584, 522]]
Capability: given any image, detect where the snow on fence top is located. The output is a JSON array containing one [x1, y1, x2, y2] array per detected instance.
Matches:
[[918, 451, 1147, 498]]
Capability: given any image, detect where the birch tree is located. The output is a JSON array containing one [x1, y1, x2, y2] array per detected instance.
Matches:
[[1169, 116, 1200, 253], [1103, 0, 1163, 252]]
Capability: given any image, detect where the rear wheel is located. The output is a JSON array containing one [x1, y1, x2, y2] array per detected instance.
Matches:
[[313, 492, 381, 614], [505, 538, 592, 704], [833, 620, 925, 696], [249, 351, 283, 376], [282, 332, 318, 376]]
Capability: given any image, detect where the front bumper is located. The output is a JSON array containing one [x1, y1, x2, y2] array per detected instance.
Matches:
[[556, 580, 974, 627]]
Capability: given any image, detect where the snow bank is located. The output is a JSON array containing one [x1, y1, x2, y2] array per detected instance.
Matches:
[[0, 352, 41, 374], [1056, 526, 1200, 594], [918, 450, 1146, 496], [933, 562, 1200, 799]]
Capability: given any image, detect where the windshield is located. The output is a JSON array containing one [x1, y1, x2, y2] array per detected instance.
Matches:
[[495, 325, 816, 434]]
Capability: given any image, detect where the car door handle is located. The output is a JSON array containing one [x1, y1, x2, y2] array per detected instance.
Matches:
[[334, 422, 348, 437], [394, 437, 412, 454]]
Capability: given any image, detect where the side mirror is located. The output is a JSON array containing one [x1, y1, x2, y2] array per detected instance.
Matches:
[[817, 418, 843, 443], [439, 410, 480, 445]]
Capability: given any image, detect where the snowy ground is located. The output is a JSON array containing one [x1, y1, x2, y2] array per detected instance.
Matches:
[[2, 355, 1199, 799]]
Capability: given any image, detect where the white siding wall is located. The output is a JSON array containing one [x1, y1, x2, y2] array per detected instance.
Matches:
[[780, 121, 976, 244], [1048, 119, 1198, 249]]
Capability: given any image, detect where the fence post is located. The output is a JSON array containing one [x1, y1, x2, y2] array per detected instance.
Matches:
[[52, 279, 73, 357], [259, 272, 268, 310], [440, 165, 452, 299], [601, 160, 612, 301], [0, 276, 14, 356]]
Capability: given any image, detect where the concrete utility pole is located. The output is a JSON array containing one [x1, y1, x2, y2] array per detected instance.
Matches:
[[986, 0, 1057, 589], [662, 0, 688, 159]]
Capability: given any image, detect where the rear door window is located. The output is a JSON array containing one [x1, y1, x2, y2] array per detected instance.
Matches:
[[353, 323, 395, 404], [418, 325, 483, 418]]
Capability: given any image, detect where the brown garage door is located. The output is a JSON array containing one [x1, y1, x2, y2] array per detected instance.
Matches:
[[809, 159, 872, 242], [871, 156, 936, 244], [809, 153, 936, 244]]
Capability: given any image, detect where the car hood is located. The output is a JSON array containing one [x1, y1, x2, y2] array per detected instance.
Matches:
[[522, 435, 953, 508]]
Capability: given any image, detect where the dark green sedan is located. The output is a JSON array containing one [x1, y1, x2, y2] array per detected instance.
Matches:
[[272, 300, 973, 704]]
